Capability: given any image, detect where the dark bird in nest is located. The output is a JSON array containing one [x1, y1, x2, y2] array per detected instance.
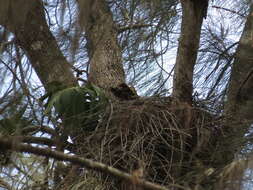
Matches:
[[111, 83, 138, 100]]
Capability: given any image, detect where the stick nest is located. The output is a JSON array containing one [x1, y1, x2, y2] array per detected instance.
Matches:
[[72, 96, 223, 187]]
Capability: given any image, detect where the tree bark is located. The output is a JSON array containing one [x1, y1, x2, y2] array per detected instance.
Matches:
[[204, 7, 253, 189], [0, 0, 77, 89], [226, 5, 253, 126], [77, 0, 125, 92], [76, 1, 136, 189], [223, 5, 253, 158], [172, 0, 208, 103]]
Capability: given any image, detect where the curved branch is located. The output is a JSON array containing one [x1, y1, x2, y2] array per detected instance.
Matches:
[[19, 136, 55, 146], [21, 125, 57, 136], [0, 135, 175, 190]]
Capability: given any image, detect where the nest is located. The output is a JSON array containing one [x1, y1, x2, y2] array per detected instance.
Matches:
[[71, 96, 222, 188]]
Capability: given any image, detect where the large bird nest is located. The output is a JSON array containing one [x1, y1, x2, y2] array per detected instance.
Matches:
[[71, 96, 223, 188]]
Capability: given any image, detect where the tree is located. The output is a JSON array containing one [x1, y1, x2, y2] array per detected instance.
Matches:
[[0, 0, 253, 190]]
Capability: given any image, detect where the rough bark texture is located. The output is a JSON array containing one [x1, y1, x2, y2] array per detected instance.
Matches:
[[226, 5, 253, 125], [201, 7, 253, 189], [76, 1, 139, 189], [77, 0, 125, 92], [223, 5, 253, 156], [172, 0, 207, 103], [0, 0, 77, 88]]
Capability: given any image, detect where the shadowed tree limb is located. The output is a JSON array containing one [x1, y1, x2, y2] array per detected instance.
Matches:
[[173, 0, 208, 103], [0, 178, 12, 190], [226, 5, 253, 125], [0, 135, 188, 190]]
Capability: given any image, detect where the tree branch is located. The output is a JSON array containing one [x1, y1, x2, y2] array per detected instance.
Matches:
[[19, 136, 55, 146], [0, 178, 12, 190], [0, 135, 176, 190], [21, 125, 57, 136], [118, 24, 153, 33], [212, 6, 245, 18], [172, 0, 207, 103]]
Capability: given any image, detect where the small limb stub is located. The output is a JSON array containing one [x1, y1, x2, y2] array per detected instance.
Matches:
[[120, 160, 145, 190], [131, 161, 145, 190], [132, 167, 144, 184]]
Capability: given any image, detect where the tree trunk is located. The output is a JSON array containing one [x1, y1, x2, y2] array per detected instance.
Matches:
[[77, 0, 125, 93], [172, 0, 208, 103], [226, 5, 253, 126], [76, 1, 139, 189], [222, 5, 253, 161], [0, 0, 77, 89]]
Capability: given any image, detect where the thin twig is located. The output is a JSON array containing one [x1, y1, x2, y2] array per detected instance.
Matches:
[[212, 6, 245, 18], [118, 24, 153, 33]]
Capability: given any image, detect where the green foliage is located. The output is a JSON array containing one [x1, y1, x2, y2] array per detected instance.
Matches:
[[44, 83, 108, 131]]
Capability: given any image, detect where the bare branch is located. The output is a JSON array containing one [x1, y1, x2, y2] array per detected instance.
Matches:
[[0, 178, 12, 190], [0, 135, 176, 190], [118, 23, 153, 33], [21, 125, 57, 136], [212, 5, 246, 18], [173, 0, 207, 103]]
